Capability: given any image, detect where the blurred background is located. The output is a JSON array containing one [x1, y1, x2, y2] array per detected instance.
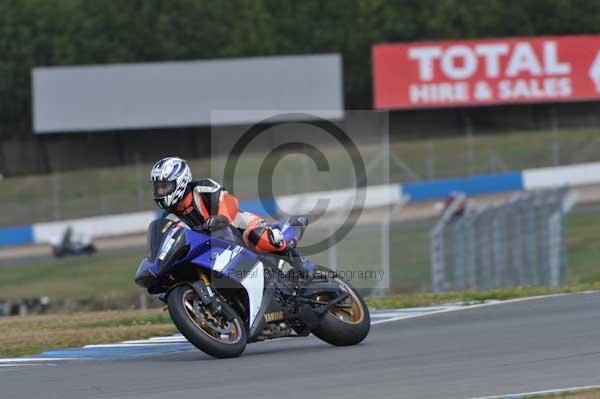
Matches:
[[2, 0, 600, 315]]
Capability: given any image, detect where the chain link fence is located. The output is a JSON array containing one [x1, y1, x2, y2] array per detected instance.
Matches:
[[430, 187, 577, 292]]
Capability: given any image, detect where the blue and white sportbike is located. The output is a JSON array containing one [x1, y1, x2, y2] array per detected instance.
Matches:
[[135, 214, 370, 358]]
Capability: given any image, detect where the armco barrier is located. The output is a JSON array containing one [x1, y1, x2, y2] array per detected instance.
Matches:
[[522, 162, 600, 190], [237, 198, 277, 217], [276, 184, 402, 215], [32, 211, 159, 245], [1, 162, 600, 247], [402, 172, 523, 202], [0, 199, 278, 247], [0, 225, 34, 246]]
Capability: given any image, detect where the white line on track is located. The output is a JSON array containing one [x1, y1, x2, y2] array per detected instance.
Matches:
[[371, 292, 582, 326], [121, 337, 188, 344], [0, 358, 73, 363], [83, 342, 187, 348], [371, 305, 465, 325], [468, 384, 600, 399]]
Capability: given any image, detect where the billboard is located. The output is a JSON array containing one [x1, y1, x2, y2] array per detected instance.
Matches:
[[32, 54, 343, 133], [373, 35, 600, 109]]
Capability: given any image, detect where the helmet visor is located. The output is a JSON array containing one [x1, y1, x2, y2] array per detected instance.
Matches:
[[153, 181, 176, 198]]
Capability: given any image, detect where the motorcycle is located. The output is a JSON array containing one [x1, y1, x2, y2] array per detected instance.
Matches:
[[52, 227, 96, 258], [134, 214, 370, 358]]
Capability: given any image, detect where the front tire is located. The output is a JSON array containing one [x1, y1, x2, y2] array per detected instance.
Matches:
[[167, 285, 247, 358], [311, 276, 370, 346]]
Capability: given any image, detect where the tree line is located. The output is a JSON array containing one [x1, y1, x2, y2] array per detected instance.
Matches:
[[1, 0, 599, 138]]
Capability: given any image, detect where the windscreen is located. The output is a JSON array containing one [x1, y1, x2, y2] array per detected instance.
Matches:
[[146, 218, 173, 262]]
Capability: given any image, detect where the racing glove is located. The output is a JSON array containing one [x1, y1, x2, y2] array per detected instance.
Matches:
[[202, 215, 229, 232], [268, 228, 285, 248]]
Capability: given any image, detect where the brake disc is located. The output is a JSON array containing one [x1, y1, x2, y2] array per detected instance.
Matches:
[[193, 299, 233, 334]]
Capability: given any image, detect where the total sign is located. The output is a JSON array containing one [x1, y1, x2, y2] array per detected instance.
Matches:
[[372, 35, 600, 109]]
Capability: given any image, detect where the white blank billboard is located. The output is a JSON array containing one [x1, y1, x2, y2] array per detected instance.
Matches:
[[32, 54, 343, 133]]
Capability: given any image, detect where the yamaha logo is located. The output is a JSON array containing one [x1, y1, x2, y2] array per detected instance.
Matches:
[[264, 311, 284, 323]]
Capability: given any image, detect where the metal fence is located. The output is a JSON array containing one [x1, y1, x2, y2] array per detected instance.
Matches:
[[430, 187, 577, 292]]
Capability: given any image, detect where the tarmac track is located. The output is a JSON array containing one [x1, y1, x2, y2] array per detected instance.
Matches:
[[2, 292, 600, 399]]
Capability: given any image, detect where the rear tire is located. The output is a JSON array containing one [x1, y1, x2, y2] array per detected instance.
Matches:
[[311, 276, 370, 346], [168, 285, 247, 358]]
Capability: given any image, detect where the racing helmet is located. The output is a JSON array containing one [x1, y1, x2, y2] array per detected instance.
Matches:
[[150, 157, 192, 209]]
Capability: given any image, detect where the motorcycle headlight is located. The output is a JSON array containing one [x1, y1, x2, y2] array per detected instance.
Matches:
[[134, 258, 156, 288]]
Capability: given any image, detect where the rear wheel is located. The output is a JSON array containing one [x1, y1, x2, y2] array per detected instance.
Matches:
[[167, 284, 247, 358], [310, 273, 370, 346]]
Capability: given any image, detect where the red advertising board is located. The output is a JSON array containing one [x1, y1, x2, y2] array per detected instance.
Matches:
[[372, 35, 600, 109]]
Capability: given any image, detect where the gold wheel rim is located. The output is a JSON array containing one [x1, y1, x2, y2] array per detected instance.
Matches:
[[318, 278, 365, 324], [181, 289, 242, 344]]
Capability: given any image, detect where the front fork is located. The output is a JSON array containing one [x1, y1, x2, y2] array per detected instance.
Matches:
[[190, 271, 234, 321], [159, 271, 232, 321]]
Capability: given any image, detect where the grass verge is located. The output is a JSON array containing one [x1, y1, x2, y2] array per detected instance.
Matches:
[[366, 283, 600, 310], [523, 388, 600, 398], [0, 308, 175, 358]]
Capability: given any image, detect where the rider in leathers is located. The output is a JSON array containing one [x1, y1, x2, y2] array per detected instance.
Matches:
[[150, 157, 304, 265]]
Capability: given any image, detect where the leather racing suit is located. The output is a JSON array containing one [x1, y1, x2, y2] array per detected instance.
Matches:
[[170, 178, 288, 254]]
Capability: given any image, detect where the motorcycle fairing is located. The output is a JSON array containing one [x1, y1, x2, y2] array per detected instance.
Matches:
[[247, 279, 287, 339], [184, 229, 266, 328], [239, 260, 264, 329]]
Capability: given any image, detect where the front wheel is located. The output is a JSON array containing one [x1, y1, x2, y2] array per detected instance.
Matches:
[[311, 275, 370, 346], [167, 284, 247, 358]]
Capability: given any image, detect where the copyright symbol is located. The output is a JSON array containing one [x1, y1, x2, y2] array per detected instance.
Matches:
[[222, 113, 366, 256]]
